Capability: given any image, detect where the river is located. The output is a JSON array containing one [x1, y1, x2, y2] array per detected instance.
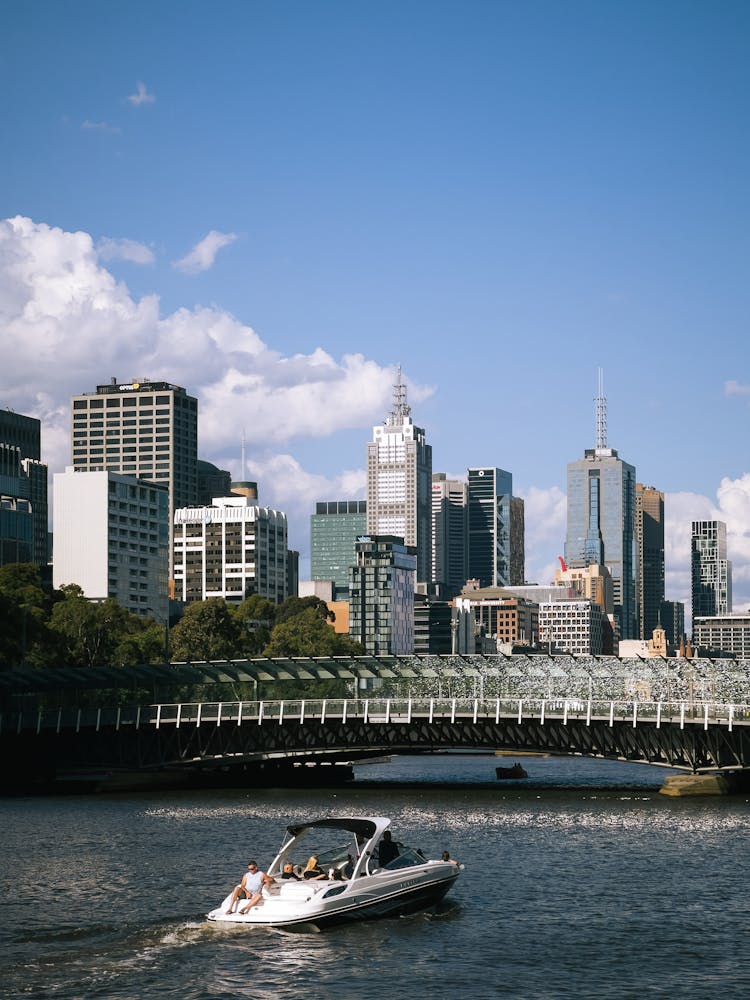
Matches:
[[2, 754, 749, 999]]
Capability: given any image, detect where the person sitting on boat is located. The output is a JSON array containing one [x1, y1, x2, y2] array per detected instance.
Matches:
[[278, 861, 301, 881], [377, 830, 399, 866], [441, 850, 458, 864], [225, 860, 274, 914], [302, 855, 328, 880]]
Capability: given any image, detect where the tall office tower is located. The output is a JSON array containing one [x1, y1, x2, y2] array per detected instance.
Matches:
[[510, 496, 525, 586], [564, 373, 636, 639], [310, 500, 367, 600], [691, 520, 732, 619], [70, 379, 198, 576], [635, 484, 665, 640], [659, 600, 685, 653], [0, 410, 48, 569], [197, 460, 231, 506], [349, 535, 416, 654], [466, 467, 513, 589], [173, 496, 288, 605], [366, 369, 432, 584], [53, 468, 169, 623], [431, 474, 467, 597]]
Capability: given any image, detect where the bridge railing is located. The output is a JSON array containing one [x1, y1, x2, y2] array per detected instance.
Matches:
[[3, 697, 750, 735]]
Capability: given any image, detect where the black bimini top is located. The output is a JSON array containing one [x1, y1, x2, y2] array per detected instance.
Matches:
[[287, 818, 380, 839]]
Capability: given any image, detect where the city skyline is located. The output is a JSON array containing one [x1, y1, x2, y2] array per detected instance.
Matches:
[[1, 2, 749, 620]]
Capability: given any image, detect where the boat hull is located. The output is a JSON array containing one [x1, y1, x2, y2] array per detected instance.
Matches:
[[207, 867, 460, 929]]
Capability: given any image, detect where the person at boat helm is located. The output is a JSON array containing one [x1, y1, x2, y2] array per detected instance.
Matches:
[[302, 855, 328, 880], [279, 861, 301, 881], [225, 860, 274, 914], [377, 830, 399, 866]]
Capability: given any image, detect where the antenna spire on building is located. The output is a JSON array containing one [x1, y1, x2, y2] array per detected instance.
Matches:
[[390, 364, 411, 422], [595, 367, 607, 452], [241, 428, 247, 479]]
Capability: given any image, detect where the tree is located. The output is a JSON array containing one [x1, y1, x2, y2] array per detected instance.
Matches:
[[169, 598, 244, 662], [0, 563, 52, 667], [263, 606, 363, 658], [274, 595, 334, 625], [234, 594, 277, 656], [49, 589, 137, 667]]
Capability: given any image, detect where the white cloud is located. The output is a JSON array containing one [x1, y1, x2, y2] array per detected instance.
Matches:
[[173, 231, 238, 274], [81, 120, 121, 134], [0, 216, 425, 546], [127, 81, 155, 106], [97, 237, 155, 265]]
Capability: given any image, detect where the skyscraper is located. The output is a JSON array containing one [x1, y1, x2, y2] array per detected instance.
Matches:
[[691, 520, 732, 619], [431, 474, 467, 597], [366, 369, 432, 584], [349, 535, 416, 654], [635, 484, 665, 640], [466, 467, 513, 589], [310, 500, 367, 600], [565, 373, 636, 639], [70, 378, 198, 577], [0, 410, 48, 569]]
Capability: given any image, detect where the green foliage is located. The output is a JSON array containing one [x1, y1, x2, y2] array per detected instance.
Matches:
[[234, 594, 276, 656], [0, 563, 54, 667], [274, 595, 333, 625], [263, 605, 363, 658], [168, 598, 244, 662]]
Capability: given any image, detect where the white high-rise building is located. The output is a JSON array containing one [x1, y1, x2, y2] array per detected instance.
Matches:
[[366, 368, 432, 584], [173, 496, 288, 604], [70, 378, 198, 578], [53, 468, 170, 623]]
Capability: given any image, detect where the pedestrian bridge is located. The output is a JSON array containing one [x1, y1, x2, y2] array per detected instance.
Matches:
[[4, 694, 750, 779], [2, 654, 750, 783]]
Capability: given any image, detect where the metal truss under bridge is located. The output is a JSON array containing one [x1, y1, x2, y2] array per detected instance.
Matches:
[[4, 695, 750, 777]]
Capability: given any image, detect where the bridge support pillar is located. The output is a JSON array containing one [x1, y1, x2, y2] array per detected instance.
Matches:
[[659, 773, 732, 797]]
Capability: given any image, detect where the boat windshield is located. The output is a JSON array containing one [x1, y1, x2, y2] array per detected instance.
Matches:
[[380, 848, 427, 871]]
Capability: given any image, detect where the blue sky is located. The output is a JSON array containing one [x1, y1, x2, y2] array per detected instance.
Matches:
[[1, 1, 749, 617]]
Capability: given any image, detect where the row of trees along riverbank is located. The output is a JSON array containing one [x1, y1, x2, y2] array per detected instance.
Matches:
[[0, 563, 363, 673]]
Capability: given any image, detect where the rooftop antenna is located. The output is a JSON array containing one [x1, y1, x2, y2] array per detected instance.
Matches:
[[390, 364, 411, 422], [594, 367, 607, 452], [241, 428, 247, 479]]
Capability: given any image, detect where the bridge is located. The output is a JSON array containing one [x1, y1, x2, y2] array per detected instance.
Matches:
[[2, 653, 750, 789]]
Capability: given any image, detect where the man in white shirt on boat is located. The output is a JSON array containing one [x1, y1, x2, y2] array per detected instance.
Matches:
[[225, 860, 274, 914]]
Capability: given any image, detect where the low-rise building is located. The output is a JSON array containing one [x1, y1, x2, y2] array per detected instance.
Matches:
[[693, 614, 750, 658], [539, 600, 604, 655]]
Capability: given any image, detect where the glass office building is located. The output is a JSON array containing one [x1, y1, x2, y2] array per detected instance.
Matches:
[[691, 520, 732, 619], [466, 467, 513, 589], [310, 500, 367, 601]]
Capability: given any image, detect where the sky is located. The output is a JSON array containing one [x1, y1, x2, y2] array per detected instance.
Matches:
[[1, 0, 749, 622]]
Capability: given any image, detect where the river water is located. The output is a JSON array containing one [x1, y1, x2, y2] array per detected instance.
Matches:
[[2, 755, 749, 1000]]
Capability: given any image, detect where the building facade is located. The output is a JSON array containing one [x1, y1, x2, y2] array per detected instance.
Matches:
[[691, 520, 732, 620], [0, 410, 48, 569], [466, 467, 513, 589], [693, 614, 750, 658], [349, 535, 416, 654], [53, 468, 169, 623], [431, 474, 467, 597], [565, 378, 636, 639], [509, 496, 525, 586], [70, 379, 198, 577], [366, 370, 432, 584], [659, 600, 685, 653], [456, 585, 539, 652], [538, 600, 604, 655], [310, 500, 367, 600], [635, 484, 665, 640], [173, 496, 288, 605]]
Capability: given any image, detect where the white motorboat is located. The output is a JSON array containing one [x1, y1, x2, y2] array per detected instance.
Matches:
[[207, 815, 462, 929]]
